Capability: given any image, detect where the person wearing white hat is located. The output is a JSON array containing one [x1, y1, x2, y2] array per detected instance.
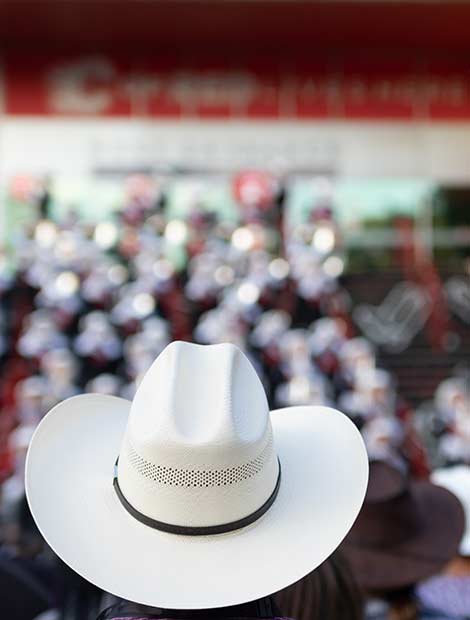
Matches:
[[25, 341, 368, 619], [17, 310, 68, 360], [308, 317, 347, 379], [336, 337, 375, 392], [435, 378, 468, 429], [74, 311, 122, 362], [14, 376, 49, 427], [278, 329, 312, 378], [250, 310, 291, 351], [339, 368, 396, 427], [40, 348, 80, 411], [275, 374, 333, 408]]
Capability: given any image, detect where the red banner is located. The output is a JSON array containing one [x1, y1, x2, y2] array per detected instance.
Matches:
[[5, 54, 470, 120]]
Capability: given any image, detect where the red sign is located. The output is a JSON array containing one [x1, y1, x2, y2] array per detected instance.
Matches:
[[4, 54, 470, 120]]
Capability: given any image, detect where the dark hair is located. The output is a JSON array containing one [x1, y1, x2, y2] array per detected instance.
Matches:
[[97, 597, 281, 620], [274, 550, 364, 620]]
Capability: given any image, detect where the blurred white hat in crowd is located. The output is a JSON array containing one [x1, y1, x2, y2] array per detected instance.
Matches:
[[195, 307, 247, 346], [75, 311, 122, 360], [356, 367, 392, 394], [308, 317, 347, 356], [15, 376, 48, 402], [26, 341, 368, 609], [17, 310, 67, 358], [11, 424, 37, 451], [41, 348, 77, 383], [278, 329, 312, 378], [275, 374, 332, 407], [85, 373, 123, 396], [439, 433, 470, 468], [278, 328, 309, 358], [362, 416, 405, 467], [250, 310, 291, 348], [435, 377, 468, 421], [432, 466, 470, 556], [338, 337, 375, 370]]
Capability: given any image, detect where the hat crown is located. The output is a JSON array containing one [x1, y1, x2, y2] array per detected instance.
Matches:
[[118, 341, 279, 528], [347, 461, 422, 548], [366, 460, 407, 503], [129, 341, 269, 461]]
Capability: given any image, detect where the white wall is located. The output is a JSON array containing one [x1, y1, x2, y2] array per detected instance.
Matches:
[[1, 118, 470, 182]]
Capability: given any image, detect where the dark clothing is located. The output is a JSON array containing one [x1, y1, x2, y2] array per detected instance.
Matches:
[[97, 598, 287, 620]]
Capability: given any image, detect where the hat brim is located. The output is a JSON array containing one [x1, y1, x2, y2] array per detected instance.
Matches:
[[342, 482, 465, 592], [460, 532, 470, 556], [431, 466, 470, 557], [26, 395, 368, 609]]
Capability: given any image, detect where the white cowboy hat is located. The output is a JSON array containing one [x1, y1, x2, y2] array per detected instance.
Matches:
[[431, 465, 470, 556], [26, 341, 368, 609]]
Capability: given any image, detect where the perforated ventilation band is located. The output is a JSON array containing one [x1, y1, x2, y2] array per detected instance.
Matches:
[[113, 458, 281, 536], [124, 435, 274, 488]]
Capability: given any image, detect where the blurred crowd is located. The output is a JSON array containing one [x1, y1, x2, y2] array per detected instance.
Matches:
[[0, 172, 469, 620]]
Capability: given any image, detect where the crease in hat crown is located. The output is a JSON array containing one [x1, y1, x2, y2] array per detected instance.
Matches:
[[117, 341, 280, 529]]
